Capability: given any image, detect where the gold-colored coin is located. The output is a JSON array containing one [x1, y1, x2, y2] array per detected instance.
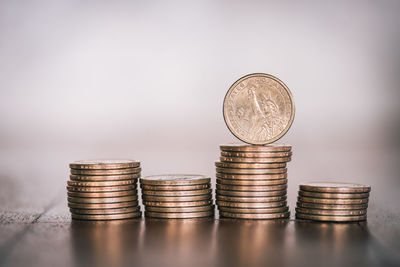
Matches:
[[223, 73, 295, 145], [220, 143, 292, 152], [220, 156, 291, 163], [216, 189, 286, 197], [217, 178, 287, 186], [220, 211, 290, 219], [70, 173, 140, 181], [216, 183, 287, 191], [298, 196, 369, 205], [296, 213, 367, 222], [140, 183, 211, 191], [140, 174, 210, 186], [142, 189, 212, 197], [69, 159, 140, 170], [71, 167, 141, 176], [67, 179, 136, 187], [218, 206, 288, 214], [298, 190, 370, 199], [68, 195, 138, 204], [66, 184, 136, 192], [70, 206, 140, 215], [143, 200, 212, 208], [221, 151, 292, 158], [145, 210, 214, 219], [217, 195, 286, 203], [72, 211, 142, 220], [145, 205, 214, 213], [217, 200, 286, 208], [216, 167, 286, 175], [215, 162, 286, 169], [216, 172, 287, 180], [296, 201, 368, 210], [295, 207, 367, 216], [142, 194, 211, 202], [68, 201, 138, 209], [67, 190, 135, 198], [299, 182, 371, 193]]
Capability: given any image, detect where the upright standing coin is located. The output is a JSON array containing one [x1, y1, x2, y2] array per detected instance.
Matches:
[[223, 73, 295, 145], [299, 182, 371, 193], [70, 159, 140, 170], [140, 174, 210, 186]]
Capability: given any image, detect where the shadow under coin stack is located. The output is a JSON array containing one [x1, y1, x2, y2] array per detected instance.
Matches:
[[67, 159, 142, 220], [296, 182, 371, 222], [216, 144, 291, 219], [140, 174, 214, 219]]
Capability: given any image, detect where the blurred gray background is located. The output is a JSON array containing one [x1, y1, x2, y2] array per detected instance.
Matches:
[[0, 0, 399, 216]]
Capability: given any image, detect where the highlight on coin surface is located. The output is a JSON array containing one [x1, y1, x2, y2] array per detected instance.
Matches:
[[223, 73, 295, 145]]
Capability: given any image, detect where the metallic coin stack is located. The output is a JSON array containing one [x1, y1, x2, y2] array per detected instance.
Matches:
[[215, 144, 292, 219], [67, 159, 142, 220], [296, 182, 371, 222], [140, 174, 214, 219]]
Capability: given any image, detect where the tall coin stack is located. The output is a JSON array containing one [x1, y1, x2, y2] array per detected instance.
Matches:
[[216, 144, 291, 219], [67, 159, 142, 220], [296, 182, 371, 222], [140, 174, 214, 219]]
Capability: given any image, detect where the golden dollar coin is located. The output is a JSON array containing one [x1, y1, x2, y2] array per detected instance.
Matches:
[[70, 206, 140, 215], [220, 156, 291, 163], [299, 182, 371, 193], [71, 167, 141, 176], [67, 190, 135, 198], [217, 195, 286, 203], [140, 183, 211, 191], [216, 183, 287, 191], [68, 201, 138, 209], [145, 205, 214, 213], [142, 194, 211, 202], [67, 179, 136, 187], [298, 190, 369, 199], [220, 211, 290, 219], [218, 206, 288, 214], [140, 174, 210, 186], [216, 189, 286, 197], [298, 196, 369, 205], [66, 184, 136, 192], [295, 207, 367, 216], [70, 173, 140, 181], [215, 162, 286, 169], [220, 143, 292, 152], [69, 159, 140, 170], [145, 210, 214, 219], [216, 172, 287, 180], [216, 167, 287, 175], [296, 213, 367, 222], [142, 189, 212, 197], [223, 73, 295, 145], [221, 151, 292, 158], [72, 211, 142, 220], [68, 195, 138, 204], [143, 200, 212, 208], [296, 201, 368, 210], [216, 200, 286, 208]]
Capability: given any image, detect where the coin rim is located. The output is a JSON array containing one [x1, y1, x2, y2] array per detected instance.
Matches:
[[220, 143, 292, 152], [296, 201, 368, 210], [216, 183, 287, 191], [216, 189, 287, 197], [298, 190, 370, 199], [145, 210, 214, 219], [142, 188, 212, 197], [295, 212, 367, 222], [218, 206, 289, 214], [145, 205, 214, 213], [295, 207, 367, 216], [71, 211, 142, 220], [216, 200, 287, 208], [69, 159, 140, 170], [219, 211, 290, 219], [299, 182, 371, 193]]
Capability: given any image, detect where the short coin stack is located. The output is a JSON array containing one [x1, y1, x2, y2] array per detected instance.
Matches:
[[140, 174, 214, 219], [215, 144, 291, 219], [67, 159, 142, 220], [296, 182, 371, 222]]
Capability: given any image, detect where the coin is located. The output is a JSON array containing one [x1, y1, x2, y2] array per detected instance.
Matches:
[[215, 162, 286, 169], [69, 159, 140, 170], [143, 200, 212, 208], [223, 73, 295, 145], [221, 151, 292, 158], [216, 189, 286, 197], [296, 213, 367, 222], [72, 212, 142, 220], [217, 178, 287, 186], [67, 190, 135, 198], [296, 201, 368, 210], [68, 195, 138, 204], [295, 207, 367, 216], [145, 205, 214, 213], [218, 206, 288, 214], [67, 179, 136, 187], [71, 167, 141, 176], [220, 156, 291, 163], [140, 183, 211, 191], [298, 190, 370, 199], [216, 183, 287, 191], [298, 196, 369, 205], [216, 172, 287, 180], [70, 206, 140, 215], [216, 200, 286, 208], [145, 210, 214, 219], [70, 173, 141, 181], [217, 195, 286, 203], [220, 211, 290, 219], [220, 143, 292, 152], [67, 184, 136, 192], [142, 194, 211, 202], [299, 182, 371, 193], [68, 201, 138, 209], [140, 174, 210, 185], [216, 167, 287, 175], [142, 189, 212, 197]]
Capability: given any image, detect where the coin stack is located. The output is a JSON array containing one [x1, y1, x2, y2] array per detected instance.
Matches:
[[67, 159, 142, 220], [296, 182, 371, 222], [215, 144, 291, 219], [140, 174, 214, 219]]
